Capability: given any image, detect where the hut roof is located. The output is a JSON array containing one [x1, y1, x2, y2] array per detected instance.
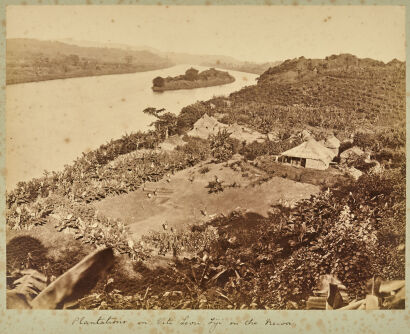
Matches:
[[281, 138, 335, 163], [195, 113, 221, 129], [340, 146, 364, 158], [300, 129, 312, 140], [188, 114, 265, 143], [324, 135, 341, 149], [187, 113, 227, 138]]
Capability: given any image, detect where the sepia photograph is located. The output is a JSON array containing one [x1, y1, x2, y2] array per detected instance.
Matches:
[[3, 3, 406, 314]]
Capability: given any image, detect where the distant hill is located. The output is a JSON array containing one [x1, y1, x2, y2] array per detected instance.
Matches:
[[57, 38, 160, 53], [229, 54, 405, 130], [58, 38, 281, 75], [6, 38, 174, 84], [199, 60, 282, 75], [147, 51, 281, 75]]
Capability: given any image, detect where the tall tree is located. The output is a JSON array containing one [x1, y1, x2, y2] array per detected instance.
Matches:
[[143, 108, 178, 139], [258, 114, 276, 141]]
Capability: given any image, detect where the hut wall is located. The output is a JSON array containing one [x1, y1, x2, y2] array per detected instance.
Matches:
[[305, 159, 328, 170]]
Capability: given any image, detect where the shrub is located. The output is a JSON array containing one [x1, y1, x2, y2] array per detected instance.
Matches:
[[352, 159, 377, 172], [177, 136, 211, 164], [374, 148, 394, 163], [240, 141, 275, 160], [353, 132, 377, 150], [199, 166, 210, 174], [209, 129, 236, 163], [206, 180, 224, 193]]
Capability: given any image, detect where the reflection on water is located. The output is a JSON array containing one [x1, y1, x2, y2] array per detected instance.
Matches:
[[6, 64, 257, 189]]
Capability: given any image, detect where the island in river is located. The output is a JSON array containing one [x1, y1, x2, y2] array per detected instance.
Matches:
[[152, 67, 235, 91]]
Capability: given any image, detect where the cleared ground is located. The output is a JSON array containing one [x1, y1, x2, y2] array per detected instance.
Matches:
[[93, 156, 320, 237]]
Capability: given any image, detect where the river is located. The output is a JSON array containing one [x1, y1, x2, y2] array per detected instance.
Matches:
[[6, 64, 258, 190]]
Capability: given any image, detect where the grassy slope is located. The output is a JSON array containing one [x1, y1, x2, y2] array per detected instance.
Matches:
[[6, 54, 405, 309], [94, 156, 320, 237]]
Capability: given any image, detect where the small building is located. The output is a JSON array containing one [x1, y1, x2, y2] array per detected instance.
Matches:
[[187, 113, 265, 144], [279, 138, 335, 170], [339, 146, 365, 165], [187, 113, 227, 139]]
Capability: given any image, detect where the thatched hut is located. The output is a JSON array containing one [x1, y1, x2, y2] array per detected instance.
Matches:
[[279, 138, 335, 170], [187, 114, 226, 139]]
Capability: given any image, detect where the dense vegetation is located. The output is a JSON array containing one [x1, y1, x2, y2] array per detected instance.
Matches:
[[73, 163, 404, 309], [152, 67, 235, 91], [6, 53, 406, 309], [6, 38, 173, 84], [176, 54, 405, 142]]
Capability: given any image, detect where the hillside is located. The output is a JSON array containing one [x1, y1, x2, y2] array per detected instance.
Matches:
[[231, 54, 405, 130], [6, 38, 173, 84], [6, 53, 405, 310], [176, 54, 405, 145]]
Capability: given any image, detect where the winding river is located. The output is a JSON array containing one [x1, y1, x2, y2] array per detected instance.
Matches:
[[6, 64, 258, 189]]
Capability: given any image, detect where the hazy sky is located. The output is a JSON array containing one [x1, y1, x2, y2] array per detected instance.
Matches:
[[7, 5, 406, 63]]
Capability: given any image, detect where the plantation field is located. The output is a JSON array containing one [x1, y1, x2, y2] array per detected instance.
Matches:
[[6, 54, 405, 310], [94, 156, 320, 237]]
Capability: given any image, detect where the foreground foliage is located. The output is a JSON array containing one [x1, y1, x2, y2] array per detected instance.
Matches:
[[74, 164, 406, 309], [6, 53, 406, 309]]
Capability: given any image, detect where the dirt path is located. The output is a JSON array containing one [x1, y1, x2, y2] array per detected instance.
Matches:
[[94, 157, 320, 237]]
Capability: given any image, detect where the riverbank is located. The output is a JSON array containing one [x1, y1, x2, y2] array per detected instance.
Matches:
[[6, 65, 257, 189], [6, 38, 174, 85], [6, 64, 173, 85]]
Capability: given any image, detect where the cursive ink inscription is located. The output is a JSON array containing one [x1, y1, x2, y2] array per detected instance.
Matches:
[[208, 317, 223, 333], [71, 315, 295, 331], [265, 319, 293, 326], [72, 316, 126, 326]]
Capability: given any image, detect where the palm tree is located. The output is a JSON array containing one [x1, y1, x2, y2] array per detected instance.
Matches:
[[258, 114, 276, 141]]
